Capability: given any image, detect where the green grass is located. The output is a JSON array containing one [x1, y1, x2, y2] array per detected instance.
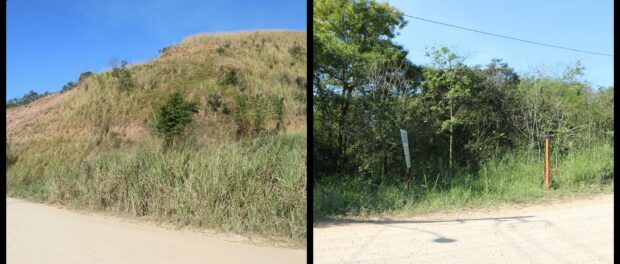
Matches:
[[8, 134, 307, 247], [314, 143, 613, 220]]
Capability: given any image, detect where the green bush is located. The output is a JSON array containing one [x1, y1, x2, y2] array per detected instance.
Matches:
[[78, 71, 94, 84], [111, 61, 133, 92], [272, 96, 285, 131], [158, 46, 171, 55], [234, 95, 252, 137], [61, 82, 78, 93], [154, 92, 199, 149], [221, 69, 239, 87]]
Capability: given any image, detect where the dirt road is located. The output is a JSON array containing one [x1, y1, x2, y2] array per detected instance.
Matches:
[[314, 194, 613, 264], [7, 197, 305, 264]]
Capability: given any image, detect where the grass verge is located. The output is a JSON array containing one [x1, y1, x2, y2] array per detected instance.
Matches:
[[8, 134, 307, 247], [314, 143, 613, 220]]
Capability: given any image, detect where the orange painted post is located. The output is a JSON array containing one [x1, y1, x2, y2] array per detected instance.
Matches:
[[545, 138, 550, 190]]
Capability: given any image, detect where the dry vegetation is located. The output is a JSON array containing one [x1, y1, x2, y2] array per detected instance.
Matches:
[[7, 30, 307, 247]]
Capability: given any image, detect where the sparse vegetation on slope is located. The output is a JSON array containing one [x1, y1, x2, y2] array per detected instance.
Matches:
[[6, 30, 307, 246]]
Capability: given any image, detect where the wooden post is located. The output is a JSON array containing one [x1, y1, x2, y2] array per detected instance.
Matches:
[[545, 138, 550, 190]]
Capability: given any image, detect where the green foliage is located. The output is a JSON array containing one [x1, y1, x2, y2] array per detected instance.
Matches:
[[111, 66, 133, 92], [313, 0, 613, 219], [78, 71, 94, 84], [112, 68, 133, 91], [154, 92, 199, 148], [234, 94, 286, 137], [314, 0, 411, 178], [8, 134, 307, 245], [61, 82, 78, 93], [272, 96, 285, 131], [7, 90, 50, 108], [221, 69, 239, 87], [315, 143, 613, 218], [253, 96, 268, 133], [158, 46, 171, 55]]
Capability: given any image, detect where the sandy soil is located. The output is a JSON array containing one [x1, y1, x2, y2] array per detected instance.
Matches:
[[314, 193, 613, 263], [7, 197, 306, 264]]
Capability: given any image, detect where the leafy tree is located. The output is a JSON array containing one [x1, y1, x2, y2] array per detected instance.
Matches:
[[154, 92, 199, 149], [312, 0, 613, 188], [314, 0, 409, 174], [61, 82, 78, 93], [423, 47, 471, 176]]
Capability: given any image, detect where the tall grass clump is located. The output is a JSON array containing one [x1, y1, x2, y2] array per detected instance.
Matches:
[[7, 134, 306, 245]]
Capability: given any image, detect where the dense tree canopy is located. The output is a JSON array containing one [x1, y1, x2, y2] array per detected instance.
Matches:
[[313, 0, 614, 183]]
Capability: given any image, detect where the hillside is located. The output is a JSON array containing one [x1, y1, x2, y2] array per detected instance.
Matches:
[[6, 30, 307, 246]]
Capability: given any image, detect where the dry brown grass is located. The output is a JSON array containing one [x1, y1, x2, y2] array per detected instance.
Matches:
[[6, 30, 306, 153]]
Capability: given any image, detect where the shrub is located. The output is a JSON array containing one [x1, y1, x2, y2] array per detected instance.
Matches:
[[221, 69, 239, 86], [234, 95, 251, 137], [111, 67, 133, 92], [107, 58, 133, 91], [207, 93, 222, 112], [78, 71, 94, 84], [158, 46, 171, 55], [288, 41, 304, 59], [61, 82, 78, 93], [253, 96, 267, 134], [154, 92, 199, 149]]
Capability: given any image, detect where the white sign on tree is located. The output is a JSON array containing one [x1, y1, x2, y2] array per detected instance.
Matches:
[[400, 129, 411, 168]]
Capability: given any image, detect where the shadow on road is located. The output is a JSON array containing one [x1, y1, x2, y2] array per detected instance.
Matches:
[[314, 215, 534, 228]]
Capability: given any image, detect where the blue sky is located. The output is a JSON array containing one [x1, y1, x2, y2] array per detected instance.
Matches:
[[385, 0, 614, 89], [7, 0, 307, 100]]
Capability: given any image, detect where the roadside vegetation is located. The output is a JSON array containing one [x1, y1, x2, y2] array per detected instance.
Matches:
[[7, 31, 307, 246], [313, 0, 613, 219]]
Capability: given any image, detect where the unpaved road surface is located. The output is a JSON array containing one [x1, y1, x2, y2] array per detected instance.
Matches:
[[7, 197, 305, 264], [314, 194, 613, 263]]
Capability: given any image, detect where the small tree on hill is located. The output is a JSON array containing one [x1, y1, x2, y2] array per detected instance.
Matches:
[[61, 82, 78, 93], [78, 71, 94, 84], [154, 92, 199, 149]]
